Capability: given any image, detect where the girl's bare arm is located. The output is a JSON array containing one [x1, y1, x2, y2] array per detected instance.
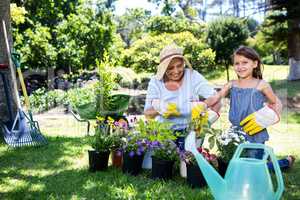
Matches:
[[205, 81, 232, 108], [260, 80, 282, 114]]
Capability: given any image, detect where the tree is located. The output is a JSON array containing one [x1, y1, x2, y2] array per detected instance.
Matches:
[[146, 15, 206, 38], [207, 17, 249, 81], [269, 0, 300, 80], [148, 0, 177, 16], [116, 8, 151, 47], [0, 0, 18, 123], [56, 5, 115, 70]]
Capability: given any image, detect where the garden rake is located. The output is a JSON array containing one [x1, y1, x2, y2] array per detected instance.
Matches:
[[1, 20, 47, 147]]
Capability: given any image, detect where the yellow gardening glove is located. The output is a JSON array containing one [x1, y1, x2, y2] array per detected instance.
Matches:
[[151, 99, 180, 118], [162, 103, 181, 118], [240, 105, 280, 135]]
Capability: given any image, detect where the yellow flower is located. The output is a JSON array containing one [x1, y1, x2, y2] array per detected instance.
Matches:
[[96, 116, 105, 122], [191, 104, 209, 137], [107, 116, 115, 125], [191, 104, 206, 120]]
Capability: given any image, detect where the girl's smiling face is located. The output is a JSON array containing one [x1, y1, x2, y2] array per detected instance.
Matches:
[[233, 54, 258, 79]]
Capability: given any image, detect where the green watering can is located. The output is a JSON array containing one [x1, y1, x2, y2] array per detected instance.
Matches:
[[185, 131, 284, 200]]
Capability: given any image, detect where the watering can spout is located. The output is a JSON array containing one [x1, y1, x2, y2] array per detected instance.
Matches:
[[185, 131, 226, 199]]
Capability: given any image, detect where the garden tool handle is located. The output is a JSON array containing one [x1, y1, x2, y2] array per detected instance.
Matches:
[[264, 146, 284, 200], [2, 20, 22, 109], [11, 52, 30, 109]]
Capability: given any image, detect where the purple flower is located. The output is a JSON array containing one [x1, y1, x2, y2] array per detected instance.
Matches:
[[152, 141, 160, 147], [129, 151, 135, 157], [116, 150, 122, 156], [136, 150, 142, 156], [114, 121, 119, 126], [138, 146, 144, 153], [136, 140, 142, 146]]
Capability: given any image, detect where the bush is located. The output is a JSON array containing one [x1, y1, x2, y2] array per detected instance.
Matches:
[[27, 88, 67, 113], [122, 31, 215, 74]]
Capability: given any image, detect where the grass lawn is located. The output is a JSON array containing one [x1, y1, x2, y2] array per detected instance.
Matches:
[[1, 65, 300, 199]]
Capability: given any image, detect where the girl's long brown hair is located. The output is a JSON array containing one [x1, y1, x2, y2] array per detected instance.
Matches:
[[233, 46, 263, 79]]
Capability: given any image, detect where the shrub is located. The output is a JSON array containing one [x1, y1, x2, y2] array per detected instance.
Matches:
[[122, 32, 215, 74]]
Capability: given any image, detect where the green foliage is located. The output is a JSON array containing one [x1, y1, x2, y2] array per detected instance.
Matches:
[[152, 140, 179, 162], [148, 0, 177, 16], [146, 15, 206, 38], [56, 6, 115, 70], [135, 120, 178, 161], [21, 0, 80, 28], [252, 11, 288, 64], [207, 17, 249, 65], [14, 23, 57, 70], [10, 3, 27, 25], [116, 8, 151, 46], [11, 1, 115, 73], [92, 121, 113, 152], [122, 31, 215, 74], [26, 88, 66, 113], [95, 53, 115, 115], [136, 120, 176, 142]]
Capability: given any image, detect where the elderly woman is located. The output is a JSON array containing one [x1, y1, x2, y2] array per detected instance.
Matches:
[[144, 44, 220, 132]]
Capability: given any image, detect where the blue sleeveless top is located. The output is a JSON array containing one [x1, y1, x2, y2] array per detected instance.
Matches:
[[229, 86, 269, 143]]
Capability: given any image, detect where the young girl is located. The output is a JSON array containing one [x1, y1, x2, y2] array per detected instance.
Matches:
[[207, 46, 294, 169]]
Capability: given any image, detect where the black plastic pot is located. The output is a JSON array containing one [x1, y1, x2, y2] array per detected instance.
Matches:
[[88, 150, 110, 172], [218, 158, 229, 178], [151, 157, 174, 180], [186, 163, 207, 188], [122, 153, 144, 176]]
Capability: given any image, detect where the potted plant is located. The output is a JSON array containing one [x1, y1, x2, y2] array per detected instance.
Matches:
[[183, 147, 218, 188], [88, 116, 113, 172], [121, 130, 147, 176], [110, 120, 128, 168], [212, 126, 246, 177], [151, 139, 179, 180], [135, 119, 176, 170], [179, 103, 210, 178]]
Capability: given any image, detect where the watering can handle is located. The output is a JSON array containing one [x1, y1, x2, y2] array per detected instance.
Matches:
[[265, 147, 284, 200], [233, 143, 284, 200], [232, 143, 266, 160]]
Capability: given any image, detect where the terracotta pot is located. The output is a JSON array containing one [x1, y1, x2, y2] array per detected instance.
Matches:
[[111, 150, 123, 168]]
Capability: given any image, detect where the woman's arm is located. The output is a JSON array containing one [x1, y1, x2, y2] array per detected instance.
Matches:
[[144, 78, 161, 119], [144, 107, 160, 119], [260, 81, 282, 114]]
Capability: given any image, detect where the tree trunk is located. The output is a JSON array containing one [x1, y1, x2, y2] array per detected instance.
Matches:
[[287, 17, 300, 80], [0, 0, 18, 123], [226, 63, 230, 82]]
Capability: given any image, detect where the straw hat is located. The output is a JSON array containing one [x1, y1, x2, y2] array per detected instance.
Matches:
[[156, 44, 192, 80]]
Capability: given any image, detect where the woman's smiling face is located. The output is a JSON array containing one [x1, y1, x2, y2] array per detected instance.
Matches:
[[165, 57, 184, 81]]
